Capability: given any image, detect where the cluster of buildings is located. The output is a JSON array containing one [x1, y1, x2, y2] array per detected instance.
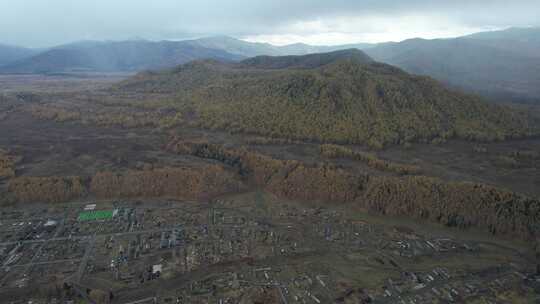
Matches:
[[0, 198, 538, 303]]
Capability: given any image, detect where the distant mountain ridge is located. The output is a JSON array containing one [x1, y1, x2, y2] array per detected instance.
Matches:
[[1, 27, 539, 103], [0, 37, 374, 74], [0, 40, 244, 74], [364, 27, 540, 103], [182, 35, 374, 57]]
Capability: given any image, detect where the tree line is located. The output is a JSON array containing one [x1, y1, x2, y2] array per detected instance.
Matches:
[[7, 165, 242, 204], [319, 144, 421, 175]]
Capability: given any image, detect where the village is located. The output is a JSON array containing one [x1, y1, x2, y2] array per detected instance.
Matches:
[[0, 193, 538, 303]]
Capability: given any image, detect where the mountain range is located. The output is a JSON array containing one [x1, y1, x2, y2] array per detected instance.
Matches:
[[365, 27, 540, 103], [184, 35, 374, 57], [1, 27, 539, 103]]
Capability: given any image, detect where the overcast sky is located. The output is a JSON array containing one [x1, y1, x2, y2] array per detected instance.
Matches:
[[1, 0, 539, 47]]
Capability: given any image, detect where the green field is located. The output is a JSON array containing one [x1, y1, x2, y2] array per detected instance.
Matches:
[[78, 210, 114, 221]]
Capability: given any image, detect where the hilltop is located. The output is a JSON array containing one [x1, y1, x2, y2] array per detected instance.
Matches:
[[239, 49, 373, 69]]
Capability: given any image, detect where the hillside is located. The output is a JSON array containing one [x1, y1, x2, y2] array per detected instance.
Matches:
[[117, 49, 538, 148], [0, 40, 243, 74], [365, 28, 540, 103], [0, 43, 38, 66]]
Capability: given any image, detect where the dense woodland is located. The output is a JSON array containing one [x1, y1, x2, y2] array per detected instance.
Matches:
[[363, 176, 540, 237], [6, 165, 242, 204], [89, 165, 241, 200], [7, 176, 86, 204]]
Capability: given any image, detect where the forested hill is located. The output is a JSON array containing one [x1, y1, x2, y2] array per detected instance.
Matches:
[[239, 49, 373, 69], [116, 49, 539, 148]]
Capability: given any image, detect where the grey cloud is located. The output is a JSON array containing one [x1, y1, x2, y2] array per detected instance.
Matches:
[[0, 0, 538, 47]]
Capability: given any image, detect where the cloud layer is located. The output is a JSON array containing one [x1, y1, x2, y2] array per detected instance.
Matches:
[[1, 0, 538, 47]]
